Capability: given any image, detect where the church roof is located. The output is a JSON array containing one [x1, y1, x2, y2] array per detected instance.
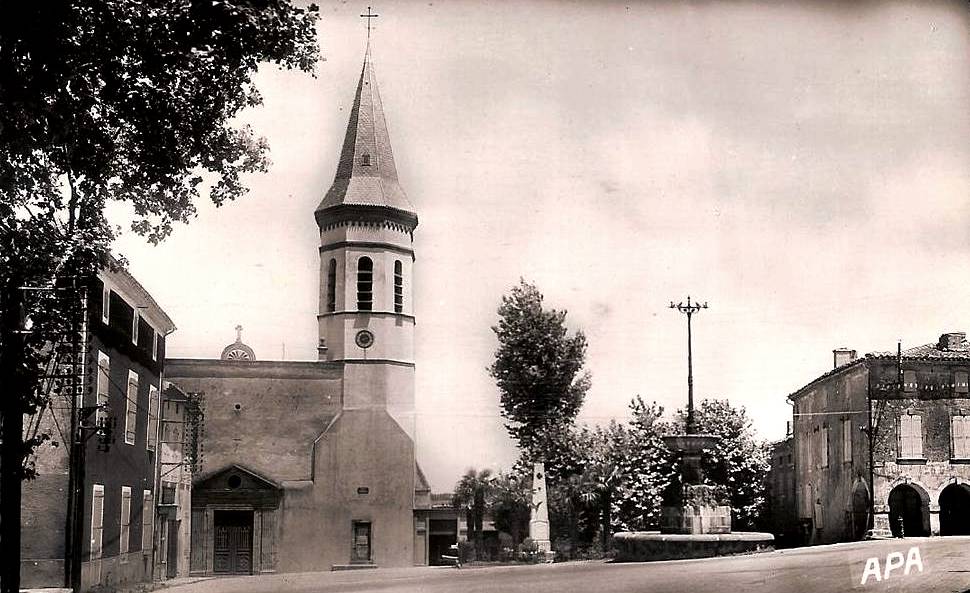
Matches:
[[316, 46, 417, 225]]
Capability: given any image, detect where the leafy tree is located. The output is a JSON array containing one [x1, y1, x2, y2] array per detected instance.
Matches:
[[488, 471, 531, 547], [489, 280, 590, 459], [453, 468, 495, 560], [675, 399, 771, 530], [610, 397, 677, 531], [0, 2, 319, 589]]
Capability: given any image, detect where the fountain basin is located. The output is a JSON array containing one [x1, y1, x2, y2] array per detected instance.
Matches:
[[612, 531, 775, 562]]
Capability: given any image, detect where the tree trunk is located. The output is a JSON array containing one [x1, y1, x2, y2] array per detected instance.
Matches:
[[601, 491, 611, 551], [0, 285, 25, 593]]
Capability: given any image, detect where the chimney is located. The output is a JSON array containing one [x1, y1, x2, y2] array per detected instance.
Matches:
[[938, 332, 967, 351], [833, 347, 857, 369]]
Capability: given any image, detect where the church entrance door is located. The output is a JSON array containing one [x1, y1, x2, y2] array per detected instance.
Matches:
[[352, 521, 372, 563], [213, 511, 254, 574]]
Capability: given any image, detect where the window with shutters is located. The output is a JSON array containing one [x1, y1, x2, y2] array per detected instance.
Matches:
[[96, 352, 109, 423], [91, 485, 105, 561], [393, 260, 403, 313], [147, 385, 159, 452], [952, 415, 970, 459], [125, 371, 138, 445], [956, 371, 969, 394], [120, 486, 131, 563], [903, 370, 917, 392], [899, 414, 923, 459], [842, 419, 852, 463], [820, 426, 830, 468], [356, 257, 373, 311], [142, 490, 154, 552], [101, 286, 111, 323], [327, 258, 337, 312]]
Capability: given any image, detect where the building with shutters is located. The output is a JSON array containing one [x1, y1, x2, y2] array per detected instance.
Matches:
[[20, 264, 175, 591], [783, 334, 970, 546], [163, 42, 435, 575]]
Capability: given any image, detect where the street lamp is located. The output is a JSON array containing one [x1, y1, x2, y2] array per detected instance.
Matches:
[[669, 296, 708, 435]]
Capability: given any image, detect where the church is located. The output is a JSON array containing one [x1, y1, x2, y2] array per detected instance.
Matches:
[[164, 41, 440, 574]]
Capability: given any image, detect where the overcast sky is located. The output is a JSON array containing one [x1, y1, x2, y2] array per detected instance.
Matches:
[[111, 0, 970, 490]]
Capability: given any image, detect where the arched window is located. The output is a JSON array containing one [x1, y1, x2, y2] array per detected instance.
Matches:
[[394, 260, 403, 313], [326, 258, 336, 312], [357, 257, 373, 311]]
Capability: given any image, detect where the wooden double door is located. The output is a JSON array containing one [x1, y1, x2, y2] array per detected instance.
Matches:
[[213, 511, 254, 574]]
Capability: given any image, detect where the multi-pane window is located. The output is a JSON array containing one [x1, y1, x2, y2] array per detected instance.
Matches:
[[90, 484, 105, 561], [327, 258, 337, 312], [96, 352, 109, 423], [956, 371, 969, 394], [899, 414, 923, 459], [952, 415, 970, 459], [120, 486, 132, 563], [842, 419, 852, 463], [356, 257, 373, 311], [125, 371, 138, 445], [393, 260, 403, 313], [142, 490, 154, 552], [147, 385, 159, 452]]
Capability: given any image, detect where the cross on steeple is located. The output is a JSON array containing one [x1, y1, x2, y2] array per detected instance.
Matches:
[[235, 324, 243, 343], [360, 6, 381, 44], [360, 6, 379, 43]]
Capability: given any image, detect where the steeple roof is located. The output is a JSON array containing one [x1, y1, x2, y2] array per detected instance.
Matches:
[[316, 47, 417, 226]]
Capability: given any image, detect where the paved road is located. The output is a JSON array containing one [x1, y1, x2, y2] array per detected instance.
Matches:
[[161, 537, 970, 593]]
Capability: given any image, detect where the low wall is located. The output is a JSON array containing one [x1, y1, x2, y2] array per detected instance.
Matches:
[[613, 531, 774, 562]]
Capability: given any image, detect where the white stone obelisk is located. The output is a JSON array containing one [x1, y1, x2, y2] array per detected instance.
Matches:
[[529, 462, 552, 554]]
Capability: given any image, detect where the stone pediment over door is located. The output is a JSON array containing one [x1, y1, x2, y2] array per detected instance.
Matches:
[[193, 464, 283, 509]]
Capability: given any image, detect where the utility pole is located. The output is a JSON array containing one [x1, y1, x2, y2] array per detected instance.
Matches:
[[669, 296, 708, 434], [0, 284, 26, 593]]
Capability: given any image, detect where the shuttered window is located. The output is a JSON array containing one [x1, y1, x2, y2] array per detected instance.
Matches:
[[393, 260, 403, 313], [956, 372, 969, 394], [327, 258, 337, 312], [899, 414, 923, 459], [356, 257, 373, 311], [903, 370, 917, 392], [90, 485, 104, 561], [125, 371, 138, 445], [952, 415, 970, 459], [120, 486, 132, 562], [819, 427, 829, 468], [96, 352, 109, 423], [842, 419, 852, 463], [142, 490, 154, 552], [147, 385, 159, 452]]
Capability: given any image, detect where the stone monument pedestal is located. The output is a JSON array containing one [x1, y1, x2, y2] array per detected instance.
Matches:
[[660, 435, 731, 535], [613, 433, 773, 561], [529, 462, 553, 557]]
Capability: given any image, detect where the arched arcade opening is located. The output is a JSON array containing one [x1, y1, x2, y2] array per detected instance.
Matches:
[[939, 483, 970, 536], [888, 483, 929, 537]]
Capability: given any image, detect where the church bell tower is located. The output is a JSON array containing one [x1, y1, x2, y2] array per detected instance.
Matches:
[[315, 44, 417, 414]]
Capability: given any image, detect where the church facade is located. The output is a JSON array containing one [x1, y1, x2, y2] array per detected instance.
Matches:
[[165, 46, 432, 574]]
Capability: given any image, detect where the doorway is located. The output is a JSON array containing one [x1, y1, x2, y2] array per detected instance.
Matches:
[[850, 484, 869, 541], [213, 511, 254, 574], [940, 483, 970, 536], [166, 520, 180, 578], [888, 484, 928, 537], [352, 521, 372, 563]]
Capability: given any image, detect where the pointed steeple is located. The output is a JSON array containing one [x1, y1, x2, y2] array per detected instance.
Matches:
[[316, 47, 417, 228]]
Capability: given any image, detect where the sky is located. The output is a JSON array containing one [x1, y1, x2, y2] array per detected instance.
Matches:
[[110, 0, 970, 491]]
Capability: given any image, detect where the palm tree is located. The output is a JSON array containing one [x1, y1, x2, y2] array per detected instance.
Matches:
[[453, 468, 495, 560]]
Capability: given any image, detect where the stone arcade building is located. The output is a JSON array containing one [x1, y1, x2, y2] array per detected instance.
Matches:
[[786, 334, 970, 545], [165, 45, 434, 574]]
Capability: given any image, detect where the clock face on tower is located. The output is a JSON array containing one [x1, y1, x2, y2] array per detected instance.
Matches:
[[355, 329, 375, 349]]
